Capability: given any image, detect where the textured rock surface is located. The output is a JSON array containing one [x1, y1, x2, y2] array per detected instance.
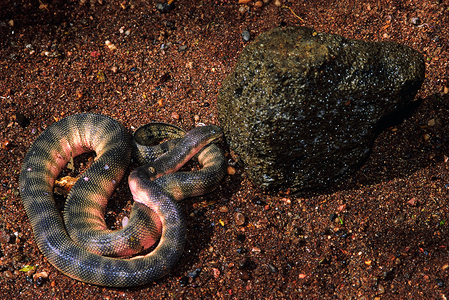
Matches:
[[218, 26, 425, 192]]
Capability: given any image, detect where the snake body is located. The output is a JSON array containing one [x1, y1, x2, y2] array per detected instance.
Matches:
[[19, 113, 226, 287]]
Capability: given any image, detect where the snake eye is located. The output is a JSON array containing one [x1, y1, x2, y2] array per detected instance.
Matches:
[[148, 166, 156, 175]]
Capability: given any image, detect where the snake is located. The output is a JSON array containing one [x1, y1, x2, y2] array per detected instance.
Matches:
[[19, 113, 226, 287]]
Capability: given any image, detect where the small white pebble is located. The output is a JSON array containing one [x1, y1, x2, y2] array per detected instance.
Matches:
[[105, 40, 117, 51], [238, 6, 248, 14], [252, 247, 261, 253]]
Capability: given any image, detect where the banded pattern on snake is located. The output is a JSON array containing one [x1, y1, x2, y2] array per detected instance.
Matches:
[[19, 113, 226, 287]]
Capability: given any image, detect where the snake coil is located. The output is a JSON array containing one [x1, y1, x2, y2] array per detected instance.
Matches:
[[19, 113, 225, 287]]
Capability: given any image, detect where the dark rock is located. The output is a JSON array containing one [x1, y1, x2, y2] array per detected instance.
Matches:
[[242, 30, 251, 42], [268, 264, 278, 273], [188, 268, 202, 279], [217, 26, 425, 192]]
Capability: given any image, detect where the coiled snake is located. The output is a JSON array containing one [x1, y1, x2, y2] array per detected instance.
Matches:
[[19, 113, 226, 287]]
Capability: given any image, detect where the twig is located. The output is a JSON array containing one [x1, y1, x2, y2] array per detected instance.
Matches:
[[281, 5, 304, 22]]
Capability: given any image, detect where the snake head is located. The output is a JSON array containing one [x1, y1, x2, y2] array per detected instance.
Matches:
[[133, 164, 159, 181], [146, 165, 158, 179]]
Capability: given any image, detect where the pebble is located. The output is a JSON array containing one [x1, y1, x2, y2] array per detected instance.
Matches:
[[281, 197, 291, 205], [236, 248, 246, 254], [0, 140, 11, 150], [90, 51, 101, 58], [242, 30, 251, 42], [188, 268, 202, 278], [3, 270, 13, 278], [227, 166, 236, 175], [219, 206, 228, 213], [0, 230, 11, 243], [33, 271, 49, 287], [238, 6, 248, 14], [171, 112, 180, 120], [444, 86, 449, 94], [410, 17, 420, 25], [251, 247, 261, 254], [407, 197, 417, 206], [274, 0, 282, 6], [337, 204, 347, 212], [105, 40, 117, 51], [212, 268, 220, 279], [268, 264, 278, 273], [235, 212, 245, 226], [255, 1, 263, 7]]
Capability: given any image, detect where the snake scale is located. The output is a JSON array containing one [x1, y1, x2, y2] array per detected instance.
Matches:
[[19, 113, 226, 287]]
